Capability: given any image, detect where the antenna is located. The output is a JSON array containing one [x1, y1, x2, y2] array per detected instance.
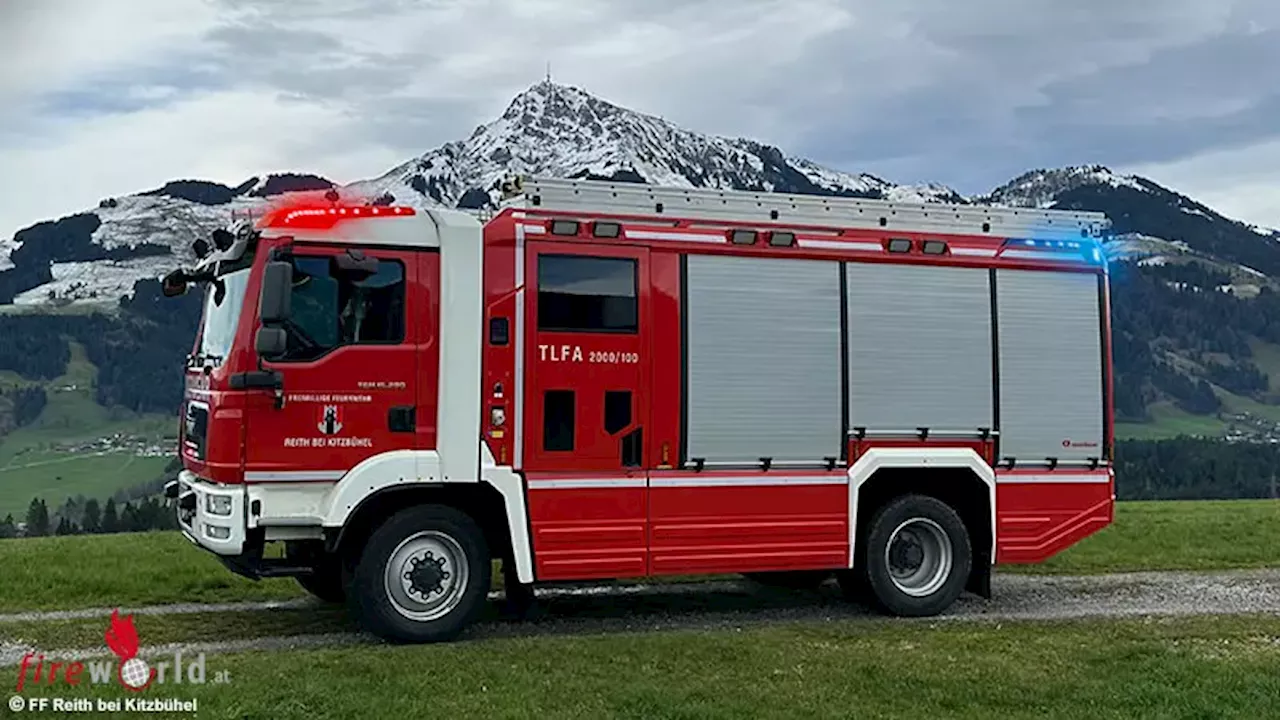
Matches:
[[545, 61, 551, 84]]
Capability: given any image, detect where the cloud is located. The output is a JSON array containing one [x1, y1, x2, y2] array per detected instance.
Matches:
[[1123, 138, 1280, 230], [0, 87, 404, 215], [2, 0, 1280, 238]]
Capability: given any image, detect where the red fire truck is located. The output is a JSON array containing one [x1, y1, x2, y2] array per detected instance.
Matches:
[[162, 176, 1115, 643]]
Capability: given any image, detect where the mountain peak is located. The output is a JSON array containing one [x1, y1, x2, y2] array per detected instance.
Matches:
[[3, 81, 968, 307], [350, 77, 967, 212], [980, 164, 1148, 208]]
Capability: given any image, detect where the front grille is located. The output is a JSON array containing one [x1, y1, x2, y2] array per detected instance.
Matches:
[[182, 401, 209, 461]]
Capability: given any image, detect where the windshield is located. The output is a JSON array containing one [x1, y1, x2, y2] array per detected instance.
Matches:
[[196, 267, 251, 362]]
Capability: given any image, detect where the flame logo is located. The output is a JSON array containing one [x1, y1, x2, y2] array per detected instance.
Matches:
[[105, 610, 154, 692]]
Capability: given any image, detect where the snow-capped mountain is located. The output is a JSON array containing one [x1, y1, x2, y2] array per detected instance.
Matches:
[[979, 165, 1149, 208], [1, 81, 1277, 309], [0, 80, 975, 308], [346, 81, 967, 209], [9, 79, 1280, 433], [977, 164, 1280, 281]]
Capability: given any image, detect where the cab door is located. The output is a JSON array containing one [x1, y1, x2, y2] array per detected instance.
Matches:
[[243, 246, 419, 486], [521, 241, 652, 580]]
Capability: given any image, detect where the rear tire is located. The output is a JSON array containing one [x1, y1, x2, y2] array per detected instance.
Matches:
[[861, 494, 971, 617], [348, 505, 491, 644]]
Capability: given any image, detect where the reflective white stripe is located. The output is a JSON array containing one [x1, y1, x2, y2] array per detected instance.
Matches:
[[514, 224, 526, 470], [520, 224, 545, 234], [625, 230, 724, 243], [244, 471, 345, 482], [527, 478, 647, 489], [512, 211, 527, 219], [996, 474, 1110, 484], [797, 239, 882, 252], [651, 476, 848, 488], [951, 247, 997, 257], [1000, 250, 1078, 262], [525, 476, 849, 489]]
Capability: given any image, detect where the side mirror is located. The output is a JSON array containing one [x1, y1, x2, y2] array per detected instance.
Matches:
[[255, 326, 287, 360], [161, 270, 187, 297], [259, 261, 292, 324], [211, 228, 235, 252], [332, 249, 379, 282]]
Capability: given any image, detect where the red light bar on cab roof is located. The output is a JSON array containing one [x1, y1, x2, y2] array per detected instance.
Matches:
[[261, 205, 417, 230]]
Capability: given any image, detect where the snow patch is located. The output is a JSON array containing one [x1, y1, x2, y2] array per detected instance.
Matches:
[[11, 257, 176, 307], [983, 165, 1148, 209], [1104, 233, 1190, 261], [0, 238, 16, 271]]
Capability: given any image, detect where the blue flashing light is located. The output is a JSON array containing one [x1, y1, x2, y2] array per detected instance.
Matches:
[[1005, 237, 1107, 268], [1006, 237, 1086, 251]]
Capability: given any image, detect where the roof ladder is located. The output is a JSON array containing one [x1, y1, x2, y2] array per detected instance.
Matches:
[[501, 176, 1111, 242]]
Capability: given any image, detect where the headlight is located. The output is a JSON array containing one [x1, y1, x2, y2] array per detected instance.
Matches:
[[205, 494, 233, 516], [205, 524, 231, 540]]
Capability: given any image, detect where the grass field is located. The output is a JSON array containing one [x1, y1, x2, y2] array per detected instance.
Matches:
[[0, 341, 173, 517], [8, 614, 1280, 719], [1, 499, 1278, 614], [1115, 402, 1229, 440], [4, 499, 1280, 718], [132, 615, 1280, 719]]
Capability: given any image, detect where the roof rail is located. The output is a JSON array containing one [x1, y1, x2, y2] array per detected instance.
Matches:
[[499, 175, 1111, 242]]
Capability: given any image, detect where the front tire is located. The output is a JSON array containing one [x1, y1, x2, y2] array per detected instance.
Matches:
[[861, 494, 971, 617], [348, 505, 491, 644]]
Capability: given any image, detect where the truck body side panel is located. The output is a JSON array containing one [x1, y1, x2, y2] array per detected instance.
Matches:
[[845, 263, 994, 433], [995, 269, 1106, 464]]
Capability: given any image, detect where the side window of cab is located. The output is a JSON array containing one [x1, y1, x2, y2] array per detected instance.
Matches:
[[279, 254, 406, 362]]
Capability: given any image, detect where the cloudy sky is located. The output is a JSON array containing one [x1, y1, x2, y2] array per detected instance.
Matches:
[[2, 0, 1278, 239]]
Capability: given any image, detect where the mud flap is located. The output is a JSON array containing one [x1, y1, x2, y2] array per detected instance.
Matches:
[[966, 547, 992, 599]]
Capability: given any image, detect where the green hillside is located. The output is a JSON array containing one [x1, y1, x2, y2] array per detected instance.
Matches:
[[0, 342, 173, 518]]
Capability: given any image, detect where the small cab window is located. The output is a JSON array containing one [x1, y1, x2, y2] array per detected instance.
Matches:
[[537, 255, 638, 333], [280, 254, 406, 361]]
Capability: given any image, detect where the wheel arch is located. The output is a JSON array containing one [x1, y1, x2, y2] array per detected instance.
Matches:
[[846, 447, 995, 598], [326, 483, 511, 573], [316, 445, 534, 585]]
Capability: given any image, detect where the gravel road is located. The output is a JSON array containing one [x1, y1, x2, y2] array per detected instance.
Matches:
[[4, 568, 1279, 664]]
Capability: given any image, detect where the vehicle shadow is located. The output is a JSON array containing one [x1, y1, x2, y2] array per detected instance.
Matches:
[[460, 579, 897, 642]]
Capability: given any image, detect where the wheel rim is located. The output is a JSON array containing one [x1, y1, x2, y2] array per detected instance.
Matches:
[[384, 530, 469, 622], [884, 517, 953, 597]]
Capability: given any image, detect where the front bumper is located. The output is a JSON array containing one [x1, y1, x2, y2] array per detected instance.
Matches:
[[174, 470, 248, 556], [172, 470, 327, 581]]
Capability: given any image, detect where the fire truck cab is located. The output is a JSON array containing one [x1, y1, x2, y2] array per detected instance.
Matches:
[[164, 177, 1115, 643]]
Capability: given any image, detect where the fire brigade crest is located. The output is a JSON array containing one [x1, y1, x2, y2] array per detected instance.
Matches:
[[318, 405, 343, 435]]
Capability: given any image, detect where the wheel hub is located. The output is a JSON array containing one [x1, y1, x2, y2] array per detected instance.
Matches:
[[883, 517, 953, 598], [406, 553, 450, 598], [890, 534, 925, 573], [383, 530, 469, 622]]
